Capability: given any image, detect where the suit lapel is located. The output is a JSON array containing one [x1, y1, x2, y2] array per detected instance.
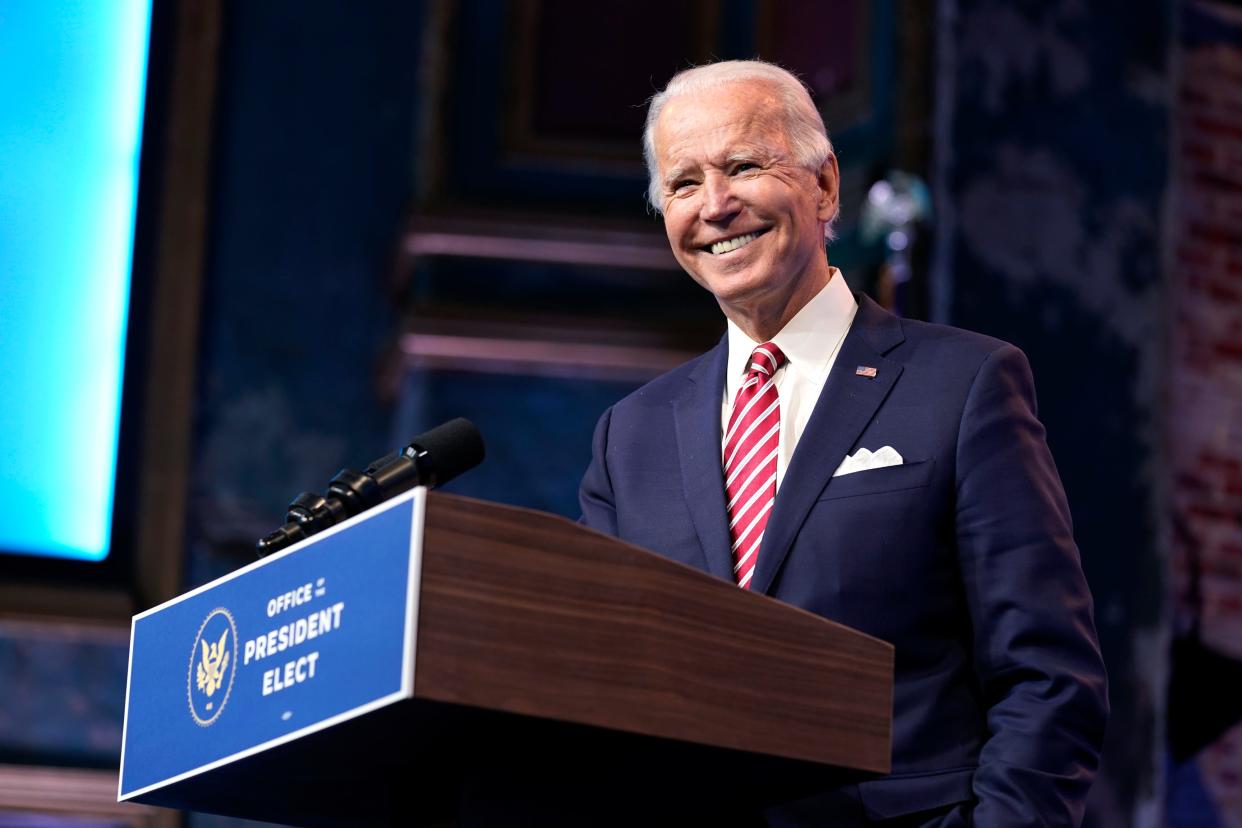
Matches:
[[750, 296, 907, 596], [672, 336, 735, 582]]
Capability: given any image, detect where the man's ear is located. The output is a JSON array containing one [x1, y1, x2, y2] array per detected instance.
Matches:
[[815, 153, 840, 223]]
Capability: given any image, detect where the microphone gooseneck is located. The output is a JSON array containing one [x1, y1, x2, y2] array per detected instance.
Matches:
[[255, 417, 485, 557]]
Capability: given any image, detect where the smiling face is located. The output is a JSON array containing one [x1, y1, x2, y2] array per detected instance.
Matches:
[[653, 81, 839, 340]]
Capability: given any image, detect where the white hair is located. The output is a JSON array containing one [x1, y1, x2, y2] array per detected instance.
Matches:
[[642, 60, 838, 238]]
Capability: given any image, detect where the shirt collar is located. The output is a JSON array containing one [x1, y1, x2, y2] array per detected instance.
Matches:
[[725, 268, 857, 393]]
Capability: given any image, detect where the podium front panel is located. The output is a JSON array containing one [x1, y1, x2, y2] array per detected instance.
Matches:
[[118, 488, 426, 800]]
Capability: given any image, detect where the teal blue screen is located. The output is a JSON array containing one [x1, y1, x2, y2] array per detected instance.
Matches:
[[0, 2, 153, 561]]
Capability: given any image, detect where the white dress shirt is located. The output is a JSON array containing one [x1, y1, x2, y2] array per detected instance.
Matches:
[[722, 268, 858, 490]]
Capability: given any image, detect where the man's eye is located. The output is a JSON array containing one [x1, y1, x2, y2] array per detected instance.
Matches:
[[673, 179, 697, 192], [732, 162, 758, 174]]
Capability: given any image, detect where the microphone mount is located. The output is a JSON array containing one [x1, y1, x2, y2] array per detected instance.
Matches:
[[255, 418, 484, 557]]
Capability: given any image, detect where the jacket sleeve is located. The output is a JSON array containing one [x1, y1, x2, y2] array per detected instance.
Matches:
[[955, 344, 1109, 826], [578, 405, 619, 535]]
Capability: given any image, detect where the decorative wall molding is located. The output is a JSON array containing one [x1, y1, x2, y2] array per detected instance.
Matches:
[[0, 764, 176, 827], [403, 213, 678, 271]]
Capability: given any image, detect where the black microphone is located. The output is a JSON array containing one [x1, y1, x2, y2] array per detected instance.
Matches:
[[255, 418, 484, 557]]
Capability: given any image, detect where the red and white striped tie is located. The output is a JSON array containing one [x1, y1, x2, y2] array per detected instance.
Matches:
[[724, 342, 786, 589]]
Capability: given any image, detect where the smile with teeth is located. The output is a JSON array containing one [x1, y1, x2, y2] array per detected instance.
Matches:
[[707, 229, 767, 255]]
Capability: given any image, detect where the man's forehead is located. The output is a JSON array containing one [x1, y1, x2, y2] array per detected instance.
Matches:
[[654, 85, 788, 169]]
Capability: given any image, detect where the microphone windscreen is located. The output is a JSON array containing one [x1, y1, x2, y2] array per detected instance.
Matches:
[[410, 417, 485, 486]]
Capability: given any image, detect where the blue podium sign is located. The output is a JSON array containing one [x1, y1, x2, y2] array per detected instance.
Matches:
[[118, 487, 427, 800]]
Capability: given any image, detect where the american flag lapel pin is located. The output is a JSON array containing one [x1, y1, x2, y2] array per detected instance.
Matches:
[[855, 365, 878, 378]]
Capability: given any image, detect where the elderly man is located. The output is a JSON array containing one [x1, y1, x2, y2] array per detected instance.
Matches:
[[579, 61, 1108, 826]]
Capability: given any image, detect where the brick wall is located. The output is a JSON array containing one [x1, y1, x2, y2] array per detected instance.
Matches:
[[1169, 1, 1242, 823]]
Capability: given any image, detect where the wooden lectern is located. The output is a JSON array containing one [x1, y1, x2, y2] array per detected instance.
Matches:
[[120, 491, 892, 826]]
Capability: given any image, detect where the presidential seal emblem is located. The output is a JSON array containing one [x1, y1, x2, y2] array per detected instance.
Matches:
[[187, 607, 238, 727]]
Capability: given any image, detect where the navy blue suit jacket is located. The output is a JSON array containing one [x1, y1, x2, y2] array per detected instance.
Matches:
[[579, 295, 1108, 825]]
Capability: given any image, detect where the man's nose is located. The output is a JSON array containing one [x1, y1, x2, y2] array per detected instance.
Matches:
[[699, 174, 740, 221]]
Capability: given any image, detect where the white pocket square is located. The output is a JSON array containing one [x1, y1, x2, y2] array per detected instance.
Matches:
[[833, 446, 904, 477]]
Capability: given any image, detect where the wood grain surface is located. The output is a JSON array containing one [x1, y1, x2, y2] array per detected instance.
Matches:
[[416, 492, 893, 774]]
